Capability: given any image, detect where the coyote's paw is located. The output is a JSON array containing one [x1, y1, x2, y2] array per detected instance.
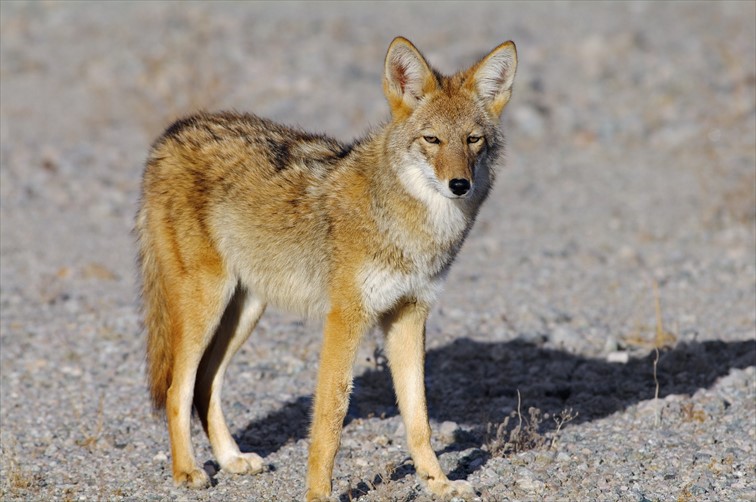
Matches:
[[305, 493, 337, 502], [428, 478, 476, 500], [174, 467, 210, 489], [221, 452, 264, 475]]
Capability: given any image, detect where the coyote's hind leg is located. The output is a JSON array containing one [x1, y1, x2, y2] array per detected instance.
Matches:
[[194, 286, 266, 475], [165, 269, 235, 488]]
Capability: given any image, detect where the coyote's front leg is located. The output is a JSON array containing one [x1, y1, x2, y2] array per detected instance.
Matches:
[[306, 308, 367, 501], [383, 302, 476, 500]]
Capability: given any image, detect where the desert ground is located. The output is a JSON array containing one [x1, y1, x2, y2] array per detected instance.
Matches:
[[1, 2, 754, 501]]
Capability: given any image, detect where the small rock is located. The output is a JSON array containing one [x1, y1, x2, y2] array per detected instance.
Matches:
[[153, 451, 167, 463], [341, 438, 358, 449], [394, 422, 405, 437], [516, 468, 544, 493], [355, 458, 368, 467], [439, 421, 458, 441], [607, 351, 629, 364], [603, 335, 619, 353], [550, 326, 581, 348], [372, 435, 390, 447]]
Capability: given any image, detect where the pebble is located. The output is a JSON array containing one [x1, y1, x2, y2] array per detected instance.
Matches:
[[516, 468, 545, 493], [438, 421, 458, 442], [606, 351, 630, 364], [550, 325, 582, 349], [394, 422, 405, 437], [372, 435, 390, 447]]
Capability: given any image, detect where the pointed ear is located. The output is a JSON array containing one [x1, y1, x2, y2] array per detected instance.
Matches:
[[383, 37, 438, 117], [466, 41, 517, 117]]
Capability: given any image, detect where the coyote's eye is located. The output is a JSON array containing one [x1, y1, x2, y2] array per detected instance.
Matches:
[[467, 135, 482, 144], [423, 136, 440, 144]]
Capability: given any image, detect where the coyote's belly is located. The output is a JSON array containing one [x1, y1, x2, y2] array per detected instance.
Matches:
[[210, 208, 332, 318]]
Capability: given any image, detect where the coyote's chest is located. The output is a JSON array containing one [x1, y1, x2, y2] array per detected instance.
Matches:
[[357, 191, 471, 315], [357, 262, 447, 315]]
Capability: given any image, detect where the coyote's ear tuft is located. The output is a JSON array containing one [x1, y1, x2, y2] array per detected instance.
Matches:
[[466, 41, 517, 117], [383, 37, 438, 118]]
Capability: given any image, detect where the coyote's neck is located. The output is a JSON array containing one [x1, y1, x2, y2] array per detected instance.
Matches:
[[356, 134, 486, 277]]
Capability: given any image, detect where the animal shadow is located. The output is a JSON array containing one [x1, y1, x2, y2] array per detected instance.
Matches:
[[235, 337, 755, 495]]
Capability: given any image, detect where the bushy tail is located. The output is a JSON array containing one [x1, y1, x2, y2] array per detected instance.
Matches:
[[136, 207, 173, 410]]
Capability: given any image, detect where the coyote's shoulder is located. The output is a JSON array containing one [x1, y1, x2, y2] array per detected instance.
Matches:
[[137, 36, 517, 500]]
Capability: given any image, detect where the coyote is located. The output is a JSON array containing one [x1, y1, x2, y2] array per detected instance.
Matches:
[[137, 36, 517, 500]]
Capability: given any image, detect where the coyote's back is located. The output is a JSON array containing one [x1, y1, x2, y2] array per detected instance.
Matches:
[[137, 36, 516, 500]]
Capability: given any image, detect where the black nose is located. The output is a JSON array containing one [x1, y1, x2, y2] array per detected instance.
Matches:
[[449, 178, 471, 196]]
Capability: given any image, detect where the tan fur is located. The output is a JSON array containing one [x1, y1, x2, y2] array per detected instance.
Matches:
[[136, 36, 516, 500]]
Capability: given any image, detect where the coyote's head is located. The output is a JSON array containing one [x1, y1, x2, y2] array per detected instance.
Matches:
[[383, 37, 517, 201]]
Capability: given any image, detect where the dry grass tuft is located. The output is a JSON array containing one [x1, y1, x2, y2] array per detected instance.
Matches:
[[549, 408, 579, 450], [343, 462, 395, 501], [8, 467, 36, 491], [679, 401, 707, 423], [651, 278, 677, 427], [486, 390, 577, 457], [75, 394, 104, 452], [4, 442, 44, 497]]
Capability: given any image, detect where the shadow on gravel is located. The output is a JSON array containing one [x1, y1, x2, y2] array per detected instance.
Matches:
[[237, 337, 755, 492]]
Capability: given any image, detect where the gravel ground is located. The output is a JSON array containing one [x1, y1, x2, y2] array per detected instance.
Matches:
[[1, 2, 754, 501]]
